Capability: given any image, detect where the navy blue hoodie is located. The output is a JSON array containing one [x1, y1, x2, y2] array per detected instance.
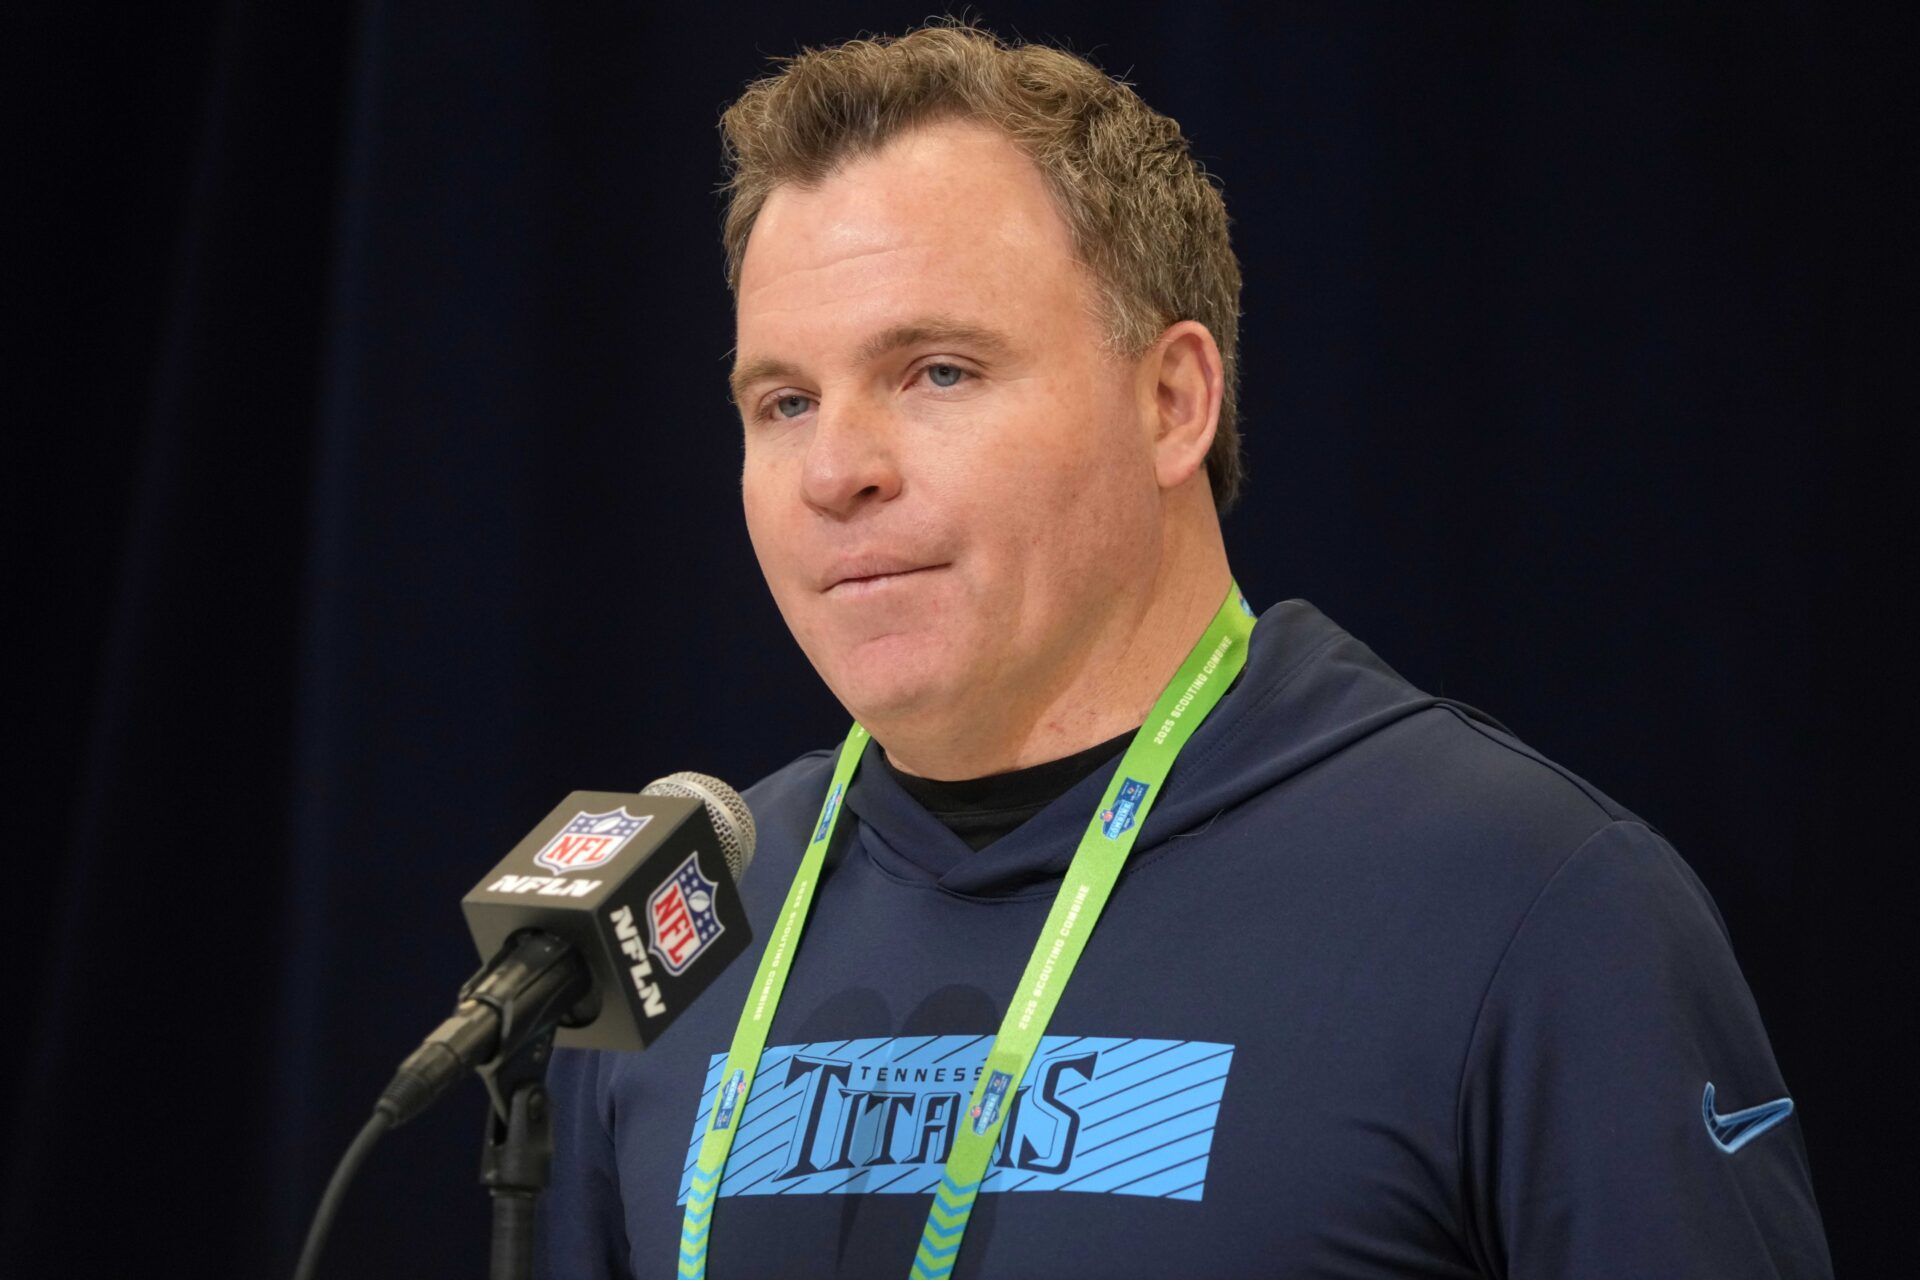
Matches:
[[542, 600, 1830, 1278]]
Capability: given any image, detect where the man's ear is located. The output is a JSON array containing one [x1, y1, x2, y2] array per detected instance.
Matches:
[[1143, 320, 1224, 492]]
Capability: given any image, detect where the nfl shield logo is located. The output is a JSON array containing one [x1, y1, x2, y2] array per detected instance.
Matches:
[[647, 853, 725, 975], [533, 808, 652, 875]]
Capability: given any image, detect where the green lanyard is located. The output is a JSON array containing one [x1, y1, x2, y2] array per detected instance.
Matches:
[[679, 583, 1256, 1280]]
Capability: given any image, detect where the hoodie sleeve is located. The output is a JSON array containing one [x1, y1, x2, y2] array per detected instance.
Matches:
[[538, 1046, 632, 1280], [1456, 820, 1830, 1279]]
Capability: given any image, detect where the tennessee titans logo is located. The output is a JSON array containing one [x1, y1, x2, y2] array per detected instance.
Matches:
[[970, 1070, 1013, 1135], [680, 1035, 1236, 1205], [647, 853, 725, 974], [713, 1068, 747, 1131], [533, 808, 651, 875], [1100, 779, 1150, 839]]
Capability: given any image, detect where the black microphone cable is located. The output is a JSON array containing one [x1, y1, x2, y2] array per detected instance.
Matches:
[[291, 1108, 395, 1280]]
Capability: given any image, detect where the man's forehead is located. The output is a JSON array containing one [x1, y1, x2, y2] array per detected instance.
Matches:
[[738, 125, 1079, 307], [746, 121, 1062, 257]]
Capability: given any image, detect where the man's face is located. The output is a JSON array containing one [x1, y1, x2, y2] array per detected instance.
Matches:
[[734, 120, 1164, 736]]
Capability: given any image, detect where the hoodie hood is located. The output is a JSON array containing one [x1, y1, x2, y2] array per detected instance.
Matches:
[[843, 599, 1496, 898]]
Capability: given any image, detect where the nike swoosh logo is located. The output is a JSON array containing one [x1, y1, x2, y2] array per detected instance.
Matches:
[[1702, 1082, 1794, 1153]]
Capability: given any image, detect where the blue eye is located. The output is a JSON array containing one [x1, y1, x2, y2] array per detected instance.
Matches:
[[925, 363, 964, 388], [773, 394, 811, 419]]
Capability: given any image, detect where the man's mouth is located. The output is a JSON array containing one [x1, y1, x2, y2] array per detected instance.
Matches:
[[823, 563, 948, 595]]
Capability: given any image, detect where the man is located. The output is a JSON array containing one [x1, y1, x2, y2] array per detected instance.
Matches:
[[544, 23, 1829, 1278]]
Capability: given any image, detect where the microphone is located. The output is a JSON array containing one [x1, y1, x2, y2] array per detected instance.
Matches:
[[293, 774, 758, 1280], [378, 772, 758, 1126]]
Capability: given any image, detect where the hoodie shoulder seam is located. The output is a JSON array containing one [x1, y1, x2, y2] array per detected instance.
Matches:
[[1430, 702, 1640, 828]]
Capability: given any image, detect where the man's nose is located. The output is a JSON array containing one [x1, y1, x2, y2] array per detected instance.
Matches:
[[800, 398, 903, 517]]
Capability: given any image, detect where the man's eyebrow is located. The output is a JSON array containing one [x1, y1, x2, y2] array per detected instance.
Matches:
[[728, 316, 1018, 408], [728, 355, 802, 410], [854, 317, 1016, 365]]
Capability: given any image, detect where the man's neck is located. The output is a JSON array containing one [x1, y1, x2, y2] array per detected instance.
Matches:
[[879, 528, 1233, 781]]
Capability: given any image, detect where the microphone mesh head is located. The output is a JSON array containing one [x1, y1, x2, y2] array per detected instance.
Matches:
[[641, 772, 757, 881]]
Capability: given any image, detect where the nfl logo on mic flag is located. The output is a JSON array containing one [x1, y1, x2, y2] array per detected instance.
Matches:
[[533, 808, 652, 874], [648, 854, 725, 974]]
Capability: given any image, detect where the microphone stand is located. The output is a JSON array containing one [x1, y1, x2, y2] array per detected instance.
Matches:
[[450, 931, 590, 1280], [477, 1028, 556, 1280]]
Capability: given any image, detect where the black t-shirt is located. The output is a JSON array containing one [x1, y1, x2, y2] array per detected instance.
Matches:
[[878, 728, 1137, 851]]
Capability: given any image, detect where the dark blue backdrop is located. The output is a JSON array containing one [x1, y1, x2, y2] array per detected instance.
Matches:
[[14, 3, 1908, 1275]]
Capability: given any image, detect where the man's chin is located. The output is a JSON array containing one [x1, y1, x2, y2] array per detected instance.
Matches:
[[817, 634, 970, 727]]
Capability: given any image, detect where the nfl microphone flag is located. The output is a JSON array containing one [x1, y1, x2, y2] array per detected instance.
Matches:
[[461, 789, 752, 1052]]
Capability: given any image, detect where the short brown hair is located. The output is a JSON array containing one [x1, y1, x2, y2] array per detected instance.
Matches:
[[718, 20, 1246, 510]]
